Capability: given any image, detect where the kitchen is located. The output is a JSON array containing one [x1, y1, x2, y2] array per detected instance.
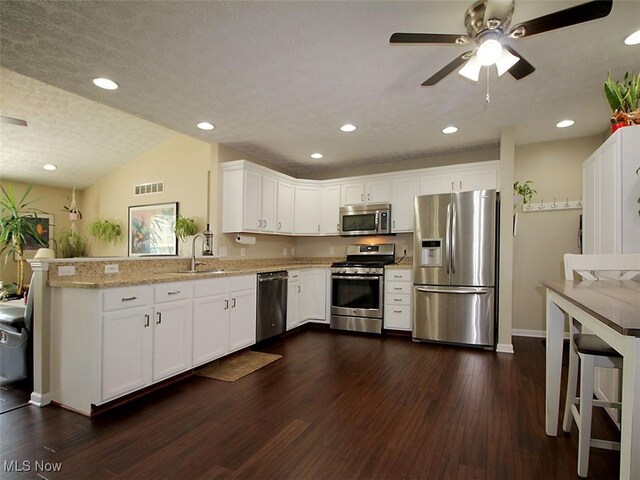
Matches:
[[1, 1, 639, 479]]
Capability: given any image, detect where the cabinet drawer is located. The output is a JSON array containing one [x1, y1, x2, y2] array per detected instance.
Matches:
[[385, 282, 412, 294], [386, 270, 412, 282], [193, 277, 229, 298], [230, 274, 256, 291], [385, 293, 412, 306], [103, 286, 152, 312], [384, 305, 412, 331], [154, 282, 193, 303]]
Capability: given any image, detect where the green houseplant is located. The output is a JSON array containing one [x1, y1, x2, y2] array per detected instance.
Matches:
[[0, 185, 47, 295], [604, 71, 640, 129], [58, 229, 87, 258], [89, 218, 123, 245], [173, 215, 199, 241], [513, 180, 537, 205], [62, 187, 82, 221]]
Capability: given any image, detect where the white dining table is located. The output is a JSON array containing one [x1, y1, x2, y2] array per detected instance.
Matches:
[[542, 279, 640, 480]]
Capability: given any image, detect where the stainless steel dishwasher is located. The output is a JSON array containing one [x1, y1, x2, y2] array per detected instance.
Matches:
[[256, 271, 288, 342]]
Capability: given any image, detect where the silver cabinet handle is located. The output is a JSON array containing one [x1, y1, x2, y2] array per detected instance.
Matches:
[[144, 314, 150, 327], [361, 193, 364, 201], [459, 181, 462, 190], [232, 298, 236, 308], [278, 222, 281, 230], [451, 181, 454, 191], [258, 219, 263, 228], [393, 310, 402, 314], [297, 285, 301, 293], [367, 193, 371, 201], [336, 223, 340, 231], [415, 286, 491, 294], [393, 220, 396, 229], [392, 298, 402, 302], [393, 275, 403, 278], [168, 290, 180, 295], [393, 287, 403, 290], [156, 312, 162, 324], [121, 296, 137, 302], [317, 224, 320, 232], [264, 220, 267, 229], [224, 299, 229, 310]]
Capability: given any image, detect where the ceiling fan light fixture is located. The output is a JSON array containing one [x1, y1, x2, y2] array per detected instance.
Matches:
[[476, 38, 503, 66], [496, 48, 520, 76], [624, 29, 640, 45], [458, 56, 482, 82]]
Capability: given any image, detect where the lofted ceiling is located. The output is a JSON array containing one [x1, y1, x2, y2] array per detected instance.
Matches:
[[0, 0, 638, 189]]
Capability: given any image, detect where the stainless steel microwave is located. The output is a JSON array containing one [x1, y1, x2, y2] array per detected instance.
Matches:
[[339, 203, 392, 236]]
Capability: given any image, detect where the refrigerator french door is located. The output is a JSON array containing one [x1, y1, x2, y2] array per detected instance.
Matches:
[[413, 190, 498, 348]]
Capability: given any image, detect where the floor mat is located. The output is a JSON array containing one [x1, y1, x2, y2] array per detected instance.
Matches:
[[196, 351, 282, 382]]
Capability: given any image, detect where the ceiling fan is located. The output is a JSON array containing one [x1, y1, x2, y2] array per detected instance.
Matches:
[[390, 0, 613, 86], [1, 115, 28, 127]]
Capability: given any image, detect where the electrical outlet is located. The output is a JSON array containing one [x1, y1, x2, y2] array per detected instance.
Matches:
[[283, 248, 287, 256], [57, 266, 75, 276], [219, 246, 227, 257], [104, 264, 119, 274], [291, 247, 295, 256], [329, 247, 335, 255], [240, 247, 246, 257]]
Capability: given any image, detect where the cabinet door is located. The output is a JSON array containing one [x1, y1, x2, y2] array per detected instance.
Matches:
[[457, 166, 498, 192], [286, 279, 300, 330], [391, 177, 419, 232], [277, 181, 295, 234], [420, 172, 455, 195], [321, 186, 341, 235], [582, 155, 597, 254], [243, 169, 262, 232], [366, 180, 391, 203], [294, 186, 322, 234], [301, 269, 326, 321], [193, 294, 230, 366], [261, 175, 277, 233], [153, 301, 193, 381], [102, 307, 152, 401], [229, 288, 256, 352], [341, 182, 365, 205], [597, 141, 620, 254]]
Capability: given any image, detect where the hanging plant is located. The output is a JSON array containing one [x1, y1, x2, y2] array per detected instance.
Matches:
[[513, 180, 537, 205], [58, 229, 87, 258], [173, 215, 199, 241], [89, 218, 123, 245], [62, 187, 82, 220]]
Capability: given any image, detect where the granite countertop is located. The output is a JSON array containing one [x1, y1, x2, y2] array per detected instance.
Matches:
[[385, 258, 413, 269], [48, 261, 334, 289]]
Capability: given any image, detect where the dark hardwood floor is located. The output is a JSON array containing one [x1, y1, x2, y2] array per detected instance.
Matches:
[[0, 329, 620, 479]]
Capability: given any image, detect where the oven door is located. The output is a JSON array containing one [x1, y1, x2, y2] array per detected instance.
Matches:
[[331, 274, 383, 318]]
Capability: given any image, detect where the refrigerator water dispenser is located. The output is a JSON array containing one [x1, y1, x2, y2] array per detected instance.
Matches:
[[421, 239, 442, 267]]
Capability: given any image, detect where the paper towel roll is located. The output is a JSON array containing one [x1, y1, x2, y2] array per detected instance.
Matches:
[[235, 234, 256, 245]]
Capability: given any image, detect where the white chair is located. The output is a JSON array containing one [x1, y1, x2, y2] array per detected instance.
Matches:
[[561, 254, 640, 478]]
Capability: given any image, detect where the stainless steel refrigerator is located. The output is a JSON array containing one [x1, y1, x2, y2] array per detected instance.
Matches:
[[413, 190, 498, 348]]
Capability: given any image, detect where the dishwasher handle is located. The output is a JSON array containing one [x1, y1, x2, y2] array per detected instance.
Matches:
[[258, 272, 288, 282]]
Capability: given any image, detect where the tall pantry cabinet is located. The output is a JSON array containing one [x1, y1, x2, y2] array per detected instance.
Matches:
[[582, 126, 640, 254]]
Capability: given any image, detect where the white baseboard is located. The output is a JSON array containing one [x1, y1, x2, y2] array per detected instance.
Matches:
[[496, 343, 514, 354], [512, 329, 571, 339], [30, 392, 51, 407]]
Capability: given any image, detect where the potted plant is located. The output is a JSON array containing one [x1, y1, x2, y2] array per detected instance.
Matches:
[[62, 187, 82, 221], [0, 185, 47, 296], [173, 215, 199, 241], [89, 218, 123, 245], [604, 71, 640, 132], [513, 180, 536, 206], [58, 229, 87, 258]]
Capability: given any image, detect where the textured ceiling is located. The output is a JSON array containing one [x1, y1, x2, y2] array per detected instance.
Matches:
[[0, 0, 639, 188]]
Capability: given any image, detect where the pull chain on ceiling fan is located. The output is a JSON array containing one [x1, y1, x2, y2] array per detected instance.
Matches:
[[390, 0, 613, 86]]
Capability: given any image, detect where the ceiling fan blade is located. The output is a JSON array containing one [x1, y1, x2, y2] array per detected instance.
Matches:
[[390, 33, 471, 45], [503, 46, 535, 80], [422, 51, 474, 86], [508, 0, 613, 38], [1, 115, 28, 127]]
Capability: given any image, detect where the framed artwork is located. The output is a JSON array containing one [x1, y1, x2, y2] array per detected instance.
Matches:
[[128, 202, 178, 256], [16, 213, 55, 260]]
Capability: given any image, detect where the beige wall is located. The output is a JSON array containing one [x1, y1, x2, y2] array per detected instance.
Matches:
[[82, 133, 213, 257], [0, 180, 80, 289], [512, 135, 603, 333]]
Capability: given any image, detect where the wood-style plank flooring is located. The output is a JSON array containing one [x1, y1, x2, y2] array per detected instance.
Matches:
[[0, 329, 620, 479]]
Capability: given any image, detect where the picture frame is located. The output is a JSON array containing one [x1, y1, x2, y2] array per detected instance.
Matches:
[[128, 202, 178, 256], [15, 213, 55, 260]]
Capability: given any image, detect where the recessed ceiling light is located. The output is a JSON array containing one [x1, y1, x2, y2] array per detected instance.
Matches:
[[442, 126, 458, 134], [624, 29, 640, 45], [340, 124, 357, 132], [556, 119, 575, 128], [92, 78, 118, 90], [310, 153, 323, 159], [43, 164, 57, 171], [197, 122, 215, 130]]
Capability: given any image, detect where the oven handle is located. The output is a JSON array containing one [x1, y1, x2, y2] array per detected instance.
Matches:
[[332, 275, 381, 281]]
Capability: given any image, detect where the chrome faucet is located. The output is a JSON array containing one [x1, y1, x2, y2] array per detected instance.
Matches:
[[189, 233, 206, 273]]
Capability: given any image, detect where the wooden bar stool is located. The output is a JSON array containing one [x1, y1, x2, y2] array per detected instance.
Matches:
[[560, 254, 640, 478]]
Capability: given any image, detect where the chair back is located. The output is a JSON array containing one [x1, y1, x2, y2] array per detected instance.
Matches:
[[564, 254, 640, 281]]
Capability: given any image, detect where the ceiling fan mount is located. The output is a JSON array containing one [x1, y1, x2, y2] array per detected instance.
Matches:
[[390, 0, 613, 87]]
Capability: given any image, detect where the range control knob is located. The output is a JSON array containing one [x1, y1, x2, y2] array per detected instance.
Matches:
[[368, 268, 376, 274], [339, 269, 346, 274]]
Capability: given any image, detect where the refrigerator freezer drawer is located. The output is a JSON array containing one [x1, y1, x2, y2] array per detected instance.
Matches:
[[413, 286, 495, 347]]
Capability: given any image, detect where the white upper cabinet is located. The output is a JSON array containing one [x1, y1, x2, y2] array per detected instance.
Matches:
[[277, 180, 295, 234], [419, 162, 499, 196], [341, 180, 391, 206], [294, 185, 322, 234], [582, 126, 640, 254], [391, 177, 419, 232], [321, 185, 341, 235]]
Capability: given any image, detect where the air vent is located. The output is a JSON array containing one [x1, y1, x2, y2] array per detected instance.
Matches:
[[134, 182, 164, 196]]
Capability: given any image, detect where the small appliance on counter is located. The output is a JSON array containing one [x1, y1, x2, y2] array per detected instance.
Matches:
[[339, 203, 391, 236], [330, 243, 395, 334], [413, 190, 498, 349]]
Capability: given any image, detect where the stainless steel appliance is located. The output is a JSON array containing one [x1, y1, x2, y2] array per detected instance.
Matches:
[[339, 203, 391, 236], [413, 190, 498, 348], [330, 243, 395, 334], [256, 271, 288, 342]]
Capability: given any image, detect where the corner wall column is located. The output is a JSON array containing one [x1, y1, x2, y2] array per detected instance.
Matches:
[[28, 260, 52, 406]]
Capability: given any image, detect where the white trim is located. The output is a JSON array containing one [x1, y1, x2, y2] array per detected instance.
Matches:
[[496, 343, 514, 354], [30, 392, 51, 407], [512, 328, 571, 339], [596, 383, 622, 429]]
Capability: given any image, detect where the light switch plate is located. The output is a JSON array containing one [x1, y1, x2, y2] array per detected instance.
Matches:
[[240, 247, 246, 257], [283, 248, 287, 256], [329, 247, 335, 255], [57, 266, 75, 276], [219, 247, 227, 257], [104, 264, 119, 274]]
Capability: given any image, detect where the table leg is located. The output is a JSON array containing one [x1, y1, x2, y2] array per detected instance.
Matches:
[[545, 290, 565, 436], [620, 337, 640, 480]]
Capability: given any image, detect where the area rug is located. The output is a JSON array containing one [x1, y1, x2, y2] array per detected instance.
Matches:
[[196, 351, 282, 382]]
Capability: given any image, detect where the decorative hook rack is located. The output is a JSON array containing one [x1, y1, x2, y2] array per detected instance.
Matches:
[[522, 197, 582, 213]]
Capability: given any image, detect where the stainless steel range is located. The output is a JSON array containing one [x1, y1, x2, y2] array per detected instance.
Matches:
[[330, 243, 395, 334]]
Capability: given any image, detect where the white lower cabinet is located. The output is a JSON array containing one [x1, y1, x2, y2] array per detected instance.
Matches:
[[384, 269, 413, 331], [193, 293, 229, 366], [287, 268, 327, 330], [229, 286, 257, 351], [287, 271, 302, 330], [153, 299, 193, 381]]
